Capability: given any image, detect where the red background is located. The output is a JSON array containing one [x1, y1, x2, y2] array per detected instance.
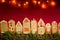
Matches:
[[0, 7, 60, 24]]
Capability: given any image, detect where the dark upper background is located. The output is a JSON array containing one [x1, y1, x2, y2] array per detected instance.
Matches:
[[0, 0, 60, 24]]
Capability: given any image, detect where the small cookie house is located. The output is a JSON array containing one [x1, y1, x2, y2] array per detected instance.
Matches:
[[45, 23, 51, 34], [23, 17, 30, 34], [8, 19, 15, 32], [51, 21, 57, 34], [58, 23, 60, 34], [16, 21, 22, 34], [0, 20, 8, 33], [31, 18, 37, 34], [38, 18, 45, 35]]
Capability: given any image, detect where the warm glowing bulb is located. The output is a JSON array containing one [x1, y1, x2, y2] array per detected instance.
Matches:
[[11, 0, 16, 5], [26, 1, 28, 4], [18, 3, 21, 7], [51, 1, 56, 7], [41, 3, 47, 9], [23, 3, 28, 8], [2, 0, 5, 3], [47, 0, 49, 3], [24, 3, 26, 6], [12, 0, 16, 3], [38, 1, 40, 5], [23, 1, 29, 8], [33, 0, 37, 5]]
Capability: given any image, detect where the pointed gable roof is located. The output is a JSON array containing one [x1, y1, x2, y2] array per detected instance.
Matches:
[[16, 21, 22, 27], [38, 18, 45, 27], [23, 17, 30, 23]]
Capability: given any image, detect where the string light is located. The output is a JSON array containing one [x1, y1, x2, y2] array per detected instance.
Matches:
[[10, 0, 16, 5], [41, 3, 47, 9], [18, 3, 21, 7], [23, 1, 29, 8], [47, 0, 49, 3], [24, 3, 26, 6], [1, 0, 5, 3], [38, 1, 41, 5], [0, 0, 56, 9], [32, 0, 37, 5], [50, 1, 56, 7], [26, 1, 28, 4]]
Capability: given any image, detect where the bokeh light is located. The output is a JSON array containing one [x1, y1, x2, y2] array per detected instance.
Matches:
[[50, 1, 56, 7], [41, 3, 47, 9]]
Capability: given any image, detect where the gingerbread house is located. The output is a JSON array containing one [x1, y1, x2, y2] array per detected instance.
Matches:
[[31, 18, 37, 34], [45, 23, 51, 34], [51, 21, 57, 34], [23, 17, 30, 34], [0, 20, 8, 33], [38, 18, 45, 35], [16, 21, 22, 34], [8, 19, 15, 32], [58, 23, 60, 34]]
